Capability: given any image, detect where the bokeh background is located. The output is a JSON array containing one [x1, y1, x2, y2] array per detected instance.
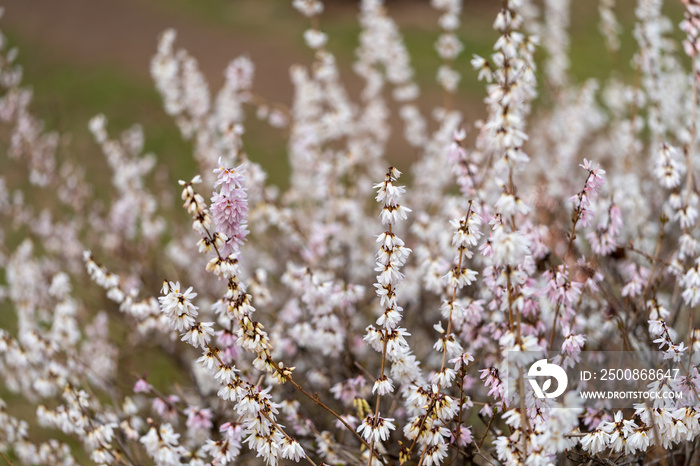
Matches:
[[2, 0, 682, 189]]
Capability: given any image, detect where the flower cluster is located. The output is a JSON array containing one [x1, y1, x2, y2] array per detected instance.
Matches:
[[682, 0, 700, 58], [211, 160, 249, 258], [2, 0, 700, 465]]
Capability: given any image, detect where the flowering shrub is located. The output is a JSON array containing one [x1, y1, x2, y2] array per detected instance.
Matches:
[[1, 0, 700, 464]]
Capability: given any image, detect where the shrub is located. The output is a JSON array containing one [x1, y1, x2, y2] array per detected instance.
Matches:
[[1, 0, 700, 464]]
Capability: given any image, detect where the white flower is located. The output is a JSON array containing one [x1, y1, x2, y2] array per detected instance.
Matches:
[[423, 442, 448, 466], [648, 320, 666, 337], [292, 0, 323, 17], [181, 322, 215, 348], [376, 307, 402, 329], [450, 214, 482, 249], [681, 263, 700, 307], [471, 54, 492, 81], [490, 227, 530, 267], [372, 375, 394, 395], [580, 431, 609, 454], [197, 348, 220, 371], [374, 283, 397, 309], [442, 266, 478, 289], [363, 326, 384, 352], [217, 383, 238, 401], [303, 29, 327, 49], [654, 143, 684, 188], [375, 180, 406, 206], [171, 312, 197, 332], [675, 204, 698, 229], [430, 368, 457, 388], [627, 428, 652, 453], [682, 285, 700, 307], [375, 262, 405, 286], [495, 192, 529, 217], [215, 364, 239, 385], [357, 414, 395, 443], [438, 13, 460, 31], [376, 231, 405, 249], [237, 392, 265, 417], [435, 33, 463, 60], [380, 204, 411, 225], [91, 448, 110, 464], [561, 327, 586, 354], [437, 65, 460, 92], [663, 343, 687, 362], [280, 438, 304, 461], [159, 282, 199, 318]]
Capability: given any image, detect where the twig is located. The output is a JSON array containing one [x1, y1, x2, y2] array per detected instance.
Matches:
[[0, 450, 15, 466], [285, 376, 385, 463]]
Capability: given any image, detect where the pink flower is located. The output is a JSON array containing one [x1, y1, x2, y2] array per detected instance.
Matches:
[[133, 378, 152, 393], [211, 160, 249, 257], [152, 395, 180, 421], [451, 425, 473, 447], [185, 406, 213, 431]]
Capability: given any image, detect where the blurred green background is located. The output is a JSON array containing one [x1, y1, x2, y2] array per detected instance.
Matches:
[[2, 0, 683, 188]]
